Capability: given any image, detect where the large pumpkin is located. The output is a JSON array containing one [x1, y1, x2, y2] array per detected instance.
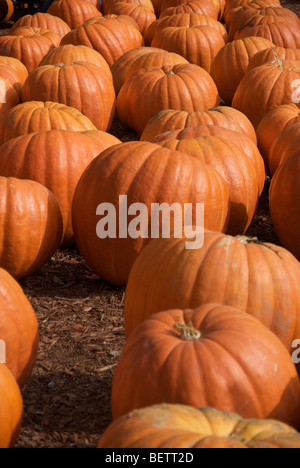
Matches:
[[72, 141, 230, 285], [10, 12, 71, 38], [22, 62, 116, 132], [0, 177, 63, 279], [60, 16, 144, 67], [232, 59, 300, 129], [140, 107, 257, 143], [0, 130, 121, 246], [247, 46, 300, 72], [0, 64, 25, 100], [256, 103, 300, 174], [269, 152, 300, 261], [101, 0, 155, 15], [0, 57, 28, 87], [268, 123, 300, 177], [0, 101, 97, 146], [107, 2, 157, 37], [145, 12, 228, 45], [124, 230, 300, 350], [160, 0, 218, 20], [99, 404, 300, 448], [112, 304, 300, 426], [233, 21, 300, 48], [151, 24, 225, 73], [0, 78, 19, 121], [47, 0, 102, 29], [211, 36, 274, 104], [0, 364, 22, 448], [0, 27, 61, 73], [117, 63, 220, 135], [153, 135, 260, 235], [224, 0, 281, 28], [0, 268, 38, 388]]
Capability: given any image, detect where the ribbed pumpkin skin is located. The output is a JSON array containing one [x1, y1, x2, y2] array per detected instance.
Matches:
[[151, 125, 265, 195], [112, 304, 300, 426], [107, 3, 157, 37], [39, 44, 111, 79], [256, 104, 300, 174], [234, 22, 300, 48], [151, 25, 225, 73], [155, 136, 260, 235], [60, 17, 144, 67], [0, 79, 19, 120], [211, 37, 274, 104], [99, 404, 300, 448], [0, 268, 38, 389], [247, 47, 300, 72], [0, 130, 120, 246], [140, 107, 257, 144], [22, 62, 116, 132], [224, 0, 281, 28], [232, 60, 300, 129], [124, 230, 300, 349], [0, 364, 22, 448], [0, 64, 24, 99], [160, 0, 218, 20], [101, 0, 155, 15], [72, 141, 230, 286], [0, 177, 62, 279], [0, 28, 61, 73], [10, 12, 71, 37], [270, 153, 300, 261], [145, 12, 228, 45], [229, 7, 300, 41], [0, 101, 97, 146], [117, 63, 220, 135], [111, 46, 166, 94], [0, 57, 28, 86], [47, 0, 102, 29], [268, 123, 300, 177]]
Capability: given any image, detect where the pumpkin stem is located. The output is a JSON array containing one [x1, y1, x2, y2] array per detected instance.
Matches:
[[235, 235, 265, 245], [271, 47, 284, 70], [174, 321, 201, 341]]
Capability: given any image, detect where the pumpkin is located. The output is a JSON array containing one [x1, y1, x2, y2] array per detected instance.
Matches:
[[151, 125, 265, 195], [0, 64, 25, 99], [151, 25, 225, 73], [0, 177, 63, 279], [107, 2, 157, 37], [39, 44, 112, 79], [111, 46, 167, 94], [0, 101, 97, 146], [60, 16, 144, 67], [0, 0, 13, 23], [234, 22, 300, 49], [232, 58, 300, 129], [224, 0, 281, 28], [117, 63, 220, 135], [160, 0, 218, 20], [101, 0, 155, 15], [247, 46, 300, 72], [268, 123, 300, 177], [0, 78, 19, 121], [10, 12, 71, 38], [0, 130, 121, 246], [0, 267, 38, 388], [153, 135, 260, 235], [22, 62, 116, 132], [269, 152, 300, 261], [0, 27, 61, 73], [72, 141, 230, 285], [140, 107, 257, 143], [0, 57, 28, 86], [0, 364, 22, 448], [112, 304, 300, 426], [47, 0, 102, 29], [145, 12, 228, 45], [228, 6, 300, 41], [256, 104, 300, 174], [124, 230, 300, 350], [99, 404, 300, 448], [211, 37, 274, 104]]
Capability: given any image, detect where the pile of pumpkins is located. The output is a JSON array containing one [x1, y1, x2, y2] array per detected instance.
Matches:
[[0, 0, 300, 449]]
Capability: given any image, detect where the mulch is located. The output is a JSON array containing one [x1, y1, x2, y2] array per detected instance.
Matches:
[[1, 1, 297, 448]]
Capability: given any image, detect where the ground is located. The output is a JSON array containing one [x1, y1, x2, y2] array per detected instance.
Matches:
[[0, 1, 299, 449]]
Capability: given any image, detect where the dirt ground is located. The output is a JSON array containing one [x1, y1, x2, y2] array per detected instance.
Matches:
[[0, 1, 298, 449]]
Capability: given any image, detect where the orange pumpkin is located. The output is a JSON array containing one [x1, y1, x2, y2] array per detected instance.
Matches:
[[47, 0, 102, 29], [107, 2, 157, 37], [234, 22, 300, 48], [247, 46, 300, 72], [0, 364, 22, 448], [160, 0, 218, 20], [112, 303, 300, 426], [10, 12, 71, 38], [268, 123, 300, 177]]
